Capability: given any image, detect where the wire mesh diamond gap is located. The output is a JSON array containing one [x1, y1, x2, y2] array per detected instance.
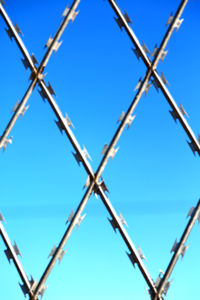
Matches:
[[0, 0, 200, 298]]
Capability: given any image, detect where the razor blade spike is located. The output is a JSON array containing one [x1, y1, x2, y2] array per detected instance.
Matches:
[[48, 245, 57, 258], [21, 57, 30, 70], [65, 113, 74, 128], [76, 213, 86, 229], [4, 248, 12, 263], [154, 273, 162, 288], [187, 140, 199, 156], [110, 146, 119, 161], [58, 249, 67, 264], [163, 279, 173, 296], [66, 210, 74, 224], [119, 212, 128, 228], [151, 44, 158, 58], [0, 0, 6, 5], [82, 145, 92, 161], [126, 251, 136, 268], [166, 12, 173, 26], [39, 284, 48, 299], [11, 100, 19, 113], [14, 22, 23, 36], [72, 151, 82, 166], [142, 41, 151, 55], [126, 114, 135, 129], [13, 241, 22, 257], [187, 206, 195, 219], [38, 87, 48, 102], [47, 82, 56, 96], [174, 18, 184, 31], [44, 36, 53, 49], [124, 11, 132, 25], [5, 27, 14, 40], [19, 282, 29, 297], [114, 16, 124, 30], [132, 47, 141, 60], [180, 244, 189, 259], [161, 72, 169, 86], [117, 111, 125, 123], [169, 109, 179, 123], [143, 81, 152, 96], [31, 54, 38, 66], [0, 212, 6, 223], [53, 40, 63, 53], [151, 78, 160, 92], [179, 103, 189, 118], [20, 104, 29, 118], [134, 77, 142, 91], [101, 144, 108, 155], [1, 136, 13, 151], [160, 49, 168, 62], [69, 9, 79, 23], [170, 238, 179, 253], [83, 176, 91, 189], [62, 6, 70, 17], [55, 119, 64, 134], [138, 246, 146, 261], [108, 217, 118, 232]]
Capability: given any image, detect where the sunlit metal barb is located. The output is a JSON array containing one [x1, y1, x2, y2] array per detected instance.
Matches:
[[134, 77, 142, 91], [76, 213, 86, 229], [117, 111, 125, 123], [119, 212, 128, 227], [163, 279, 173, 296], [170, 239, 189, 259], [66, 210, 74, 223], [101, 144, 119, 161], [62, 6, 70, 17], [0, 212, 6, 223], [82, 146, 92, 161], [44, 36, 63, 53], [48, 245, 57, 258], [187, 206, 200, 223], [142, 41, 150, 55], [160, 49, 168, 62], [0, 135, 13, 151], [151, 44, 158, 58], [138, 246, 146, 261], [179, 103, 189, 118], [174, 18, 184, 31], [69, 8, 79, 23], [166, 12, 173, 26], [160, 72, 169, 86], [143, 81, 152, 96]]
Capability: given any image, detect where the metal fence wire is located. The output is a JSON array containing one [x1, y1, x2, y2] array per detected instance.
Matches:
[[0, 0, 200, 299]]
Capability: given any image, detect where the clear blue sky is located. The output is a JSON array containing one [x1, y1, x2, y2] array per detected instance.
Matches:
[[0, 0, 200, 299]]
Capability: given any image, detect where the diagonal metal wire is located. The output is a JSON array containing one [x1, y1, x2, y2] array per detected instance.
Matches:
[[0, 216, 34, 298], [107, 0, 200, 156], [153, 199, 200, 300]]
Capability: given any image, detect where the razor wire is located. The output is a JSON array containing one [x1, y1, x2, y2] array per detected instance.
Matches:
[[0, 0, 199, 299]]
